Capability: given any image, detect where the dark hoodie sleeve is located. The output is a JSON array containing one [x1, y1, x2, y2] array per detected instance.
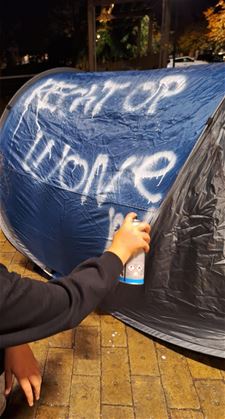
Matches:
[[0, 252, 122, 348]]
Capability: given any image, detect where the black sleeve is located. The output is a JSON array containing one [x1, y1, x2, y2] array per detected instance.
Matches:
[[0, 252, 122, 348]]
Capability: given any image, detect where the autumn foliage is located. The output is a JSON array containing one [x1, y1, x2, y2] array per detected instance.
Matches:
[[204, 0, 225, 49]]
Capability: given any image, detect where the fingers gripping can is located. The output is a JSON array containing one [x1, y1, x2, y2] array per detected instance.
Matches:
[[119, 219, 145, 285]]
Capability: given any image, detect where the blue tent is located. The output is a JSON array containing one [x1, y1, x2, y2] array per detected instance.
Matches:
[[1, 64, 225, 357]]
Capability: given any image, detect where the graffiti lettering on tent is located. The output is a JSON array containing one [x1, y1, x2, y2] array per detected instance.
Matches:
[[21, 133, 177, 206], [12, 74, 186, 128], [11, 74, 185, 209]]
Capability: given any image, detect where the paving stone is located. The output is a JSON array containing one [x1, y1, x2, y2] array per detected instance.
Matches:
[[101, 314, 127, 347], [102, 404, 134, 419], [0, 374, 6, 417], [0, 374, 4, 394], [187, 353, 223, 379], [24, 261, 36, 277], [1, 240, 16, 252], [132, 376, 168, 419], [10, 251, 28, 274], [170, 409, 204, 419], [73, 326, 100, 376], [30, 274, 44, 281], [41, 348, 73, 406], [0, 252, 15, 266], [12, 251, 28, 264], [25, 271, 45, 281], [127, 326, 159, 376], [36, 404, 68, 418], [30, 340, 49, 374], [156, 343, 200, 409], [24, 268, 36, 278], [8, 263, 27, 275], [195, 380, 225, 419], [69, 375, 100, 418], [79, 311, 100, 327], [0, 230, 6, 242], [101, 347, 132, 405], [48, 330, 75, 349]]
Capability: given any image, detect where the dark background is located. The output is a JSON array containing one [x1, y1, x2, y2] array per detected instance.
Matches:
[[1, 0, 218, 71], [0, 0, 219, 114]]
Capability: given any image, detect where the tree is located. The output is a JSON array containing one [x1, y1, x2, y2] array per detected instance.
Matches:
[[204, 0, 225, 50], [178, 24, 209, 56], [138, 15, 161, 56]]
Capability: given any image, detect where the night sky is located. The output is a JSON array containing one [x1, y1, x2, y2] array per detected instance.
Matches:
[[174, 0, 218, 28], [2, 0, 218, 22]]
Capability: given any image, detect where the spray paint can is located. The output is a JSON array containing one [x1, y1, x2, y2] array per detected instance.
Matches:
[[119, 218, 145, 285]]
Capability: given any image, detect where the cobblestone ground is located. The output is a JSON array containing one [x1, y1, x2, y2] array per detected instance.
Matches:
[[1, 230, 225, 419]]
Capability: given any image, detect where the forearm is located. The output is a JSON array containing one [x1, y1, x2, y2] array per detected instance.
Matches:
[[0, 252, 122, 348]]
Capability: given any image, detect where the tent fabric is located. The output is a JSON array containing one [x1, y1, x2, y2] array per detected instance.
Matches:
[[0, 64, 225, 356], [100, 97, 225, 358]]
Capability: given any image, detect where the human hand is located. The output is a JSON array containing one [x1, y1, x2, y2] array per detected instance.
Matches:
[[4, 344, 42, 407], [107, 212, 151, 265]]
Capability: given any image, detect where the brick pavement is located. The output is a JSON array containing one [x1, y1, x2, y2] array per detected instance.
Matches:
[[0, 230, 225, 419]]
